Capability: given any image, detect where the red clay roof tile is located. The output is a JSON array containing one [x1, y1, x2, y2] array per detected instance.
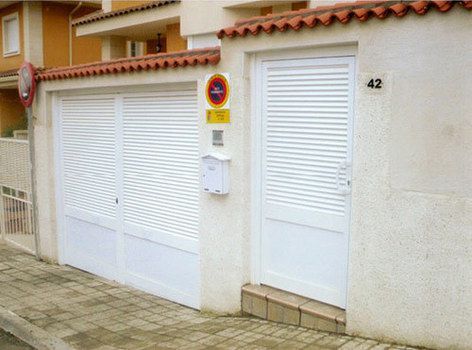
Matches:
[[37, 47, 220, 82], [218, 1, 471, 39], [0, 69, 19, 78], [72, 0, 179, 26]]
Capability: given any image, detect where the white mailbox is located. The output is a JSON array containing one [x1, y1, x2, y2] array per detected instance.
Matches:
[[201, 153, 230, 194]]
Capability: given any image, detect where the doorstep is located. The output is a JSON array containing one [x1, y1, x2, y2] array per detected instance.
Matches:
[[241, 284, 346, 333]]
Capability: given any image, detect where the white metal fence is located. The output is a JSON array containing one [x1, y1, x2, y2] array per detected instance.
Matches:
[[0, 138, 35, 253]]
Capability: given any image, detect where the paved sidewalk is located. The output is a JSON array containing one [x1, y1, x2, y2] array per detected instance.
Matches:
[[0, 244, 420, 350], [0, 329, 34, 350]]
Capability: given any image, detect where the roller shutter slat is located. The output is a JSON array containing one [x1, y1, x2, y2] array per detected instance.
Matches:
[[61, 98, 117, 218], [122, 93, 199, 238]]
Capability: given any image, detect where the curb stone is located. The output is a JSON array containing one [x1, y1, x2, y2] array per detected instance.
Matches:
[[0, 306, 76, 350]]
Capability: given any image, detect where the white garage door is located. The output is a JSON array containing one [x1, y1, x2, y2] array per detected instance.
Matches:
[[258, 56, 355, 308], [58, 89, 200, 308]]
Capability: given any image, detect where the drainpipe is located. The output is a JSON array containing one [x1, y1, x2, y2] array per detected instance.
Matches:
[[69, 2, 83, 66]]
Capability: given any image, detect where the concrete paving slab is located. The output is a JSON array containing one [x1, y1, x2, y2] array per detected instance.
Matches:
[[0, 243, 424, 350]]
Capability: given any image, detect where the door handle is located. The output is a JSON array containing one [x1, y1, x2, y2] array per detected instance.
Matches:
[[336, 160, 352, 195]]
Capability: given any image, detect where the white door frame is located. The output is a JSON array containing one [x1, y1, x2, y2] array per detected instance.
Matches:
[[250, 47, 357, 307]]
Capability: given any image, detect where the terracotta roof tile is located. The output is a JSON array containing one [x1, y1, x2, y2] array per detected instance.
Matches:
[[0, 69, 19, 78], [218, 1, 472, 39], [72, 0, 179, 26], [37, 47, 220, 82], [0, 68, 47, 79]]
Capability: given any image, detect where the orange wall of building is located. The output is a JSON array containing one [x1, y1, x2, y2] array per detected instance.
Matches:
[[111, 1, 150, 11], [0, 89, 25, 136], [165, 23, 186, 53], [260, 6, 272, 15], [0, 3, 24, 71], [71, 7, 102, 65], [261, 2, 307, 16], [292, 1, 308, 11], [42, 2, 101, 68]]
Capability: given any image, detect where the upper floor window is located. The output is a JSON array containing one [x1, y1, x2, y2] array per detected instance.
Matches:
[[127, 41, 144, 58], [2, 12, 20, 57]]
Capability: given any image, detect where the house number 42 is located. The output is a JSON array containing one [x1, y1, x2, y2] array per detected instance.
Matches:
[[367, 78, 382, 89]]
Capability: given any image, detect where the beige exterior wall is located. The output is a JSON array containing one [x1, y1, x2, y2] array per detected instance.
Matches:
[[180, 1, 259, 37], [23, 1, 43, 66], [33, 7, 472, 350], [101, 35, 126, 60]]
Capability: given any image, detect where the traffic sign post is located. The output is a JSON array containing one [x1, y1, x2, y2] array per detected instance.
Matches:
[[205, 73, 231, 124], [18, 62, 40, 259]]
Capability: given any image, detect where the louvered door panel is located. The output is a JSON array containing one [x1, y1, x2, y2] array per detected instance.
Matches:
[[61, 97, 117, 218], [60, 96, 119, 283], [59, 91, 200, 308], [264, 63, 350, 216], [260, 56, 354, 308], [122, 91, 199, 239]]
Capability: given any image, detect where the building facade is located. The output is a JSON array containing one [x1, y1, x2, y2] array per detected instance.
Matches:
[[17, 1, 472, 349], [0, 1, 102, 136]]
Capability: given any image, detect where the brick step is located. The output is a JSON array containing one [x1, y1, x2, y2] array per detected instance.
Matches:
[[241, 284, 346, 333]]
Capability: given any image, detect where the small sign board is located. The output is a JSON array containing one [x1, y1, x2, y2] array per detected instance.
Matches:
[[18, 62, 36, 108], [205, 73, 230, 123]]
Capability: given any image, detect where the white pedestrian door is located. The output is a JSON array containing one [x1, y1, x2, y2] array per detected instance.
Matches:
[[58, 89, 200, 308], [259, 56, 355, 308]]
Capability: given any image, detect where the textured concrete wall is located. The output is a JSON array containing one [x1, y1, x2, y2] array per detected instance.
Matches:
[[215, 9, 472, 349]]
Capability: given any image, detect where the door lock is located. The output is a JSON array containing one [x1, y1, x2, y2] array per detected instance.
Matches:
[[335, 161, 352, 195]]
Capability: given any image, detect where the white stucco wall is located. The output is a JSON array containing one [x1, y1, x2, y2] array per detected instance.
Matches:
[[33, 6, 472, 350], [180, 1, 259, 37], [212, 8, 471, 349]]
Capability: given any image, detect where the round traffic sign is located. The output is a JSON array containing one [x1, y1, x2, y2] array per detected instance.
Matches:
[[18, 62, 36, 108], [206, 74, 230, 109]]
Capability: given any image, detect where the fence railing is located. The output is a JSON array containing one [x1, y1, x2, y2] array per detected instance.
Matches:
[[0, 138, 35, 253], [0, 138, 31, 193]]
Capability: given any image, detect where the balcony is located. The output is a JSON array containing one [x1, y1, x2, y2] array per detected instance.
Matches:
[[73, 1, 181, 40]]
